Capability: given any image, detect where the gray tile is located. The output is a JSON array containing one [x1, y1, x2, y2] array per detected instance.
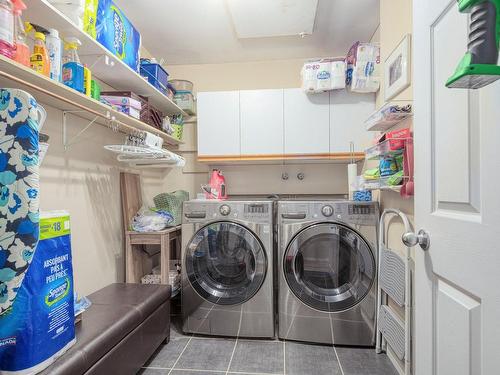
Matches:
[[170, 320, 192, 340], [335, 347, 399, 375], [285, 341, 342, 375], [170, 371, 223, 375], [146, 338, 189, 369], [174, 338, 236, 371], [229, 340, 284, 374], [137, 368, 169, 374]]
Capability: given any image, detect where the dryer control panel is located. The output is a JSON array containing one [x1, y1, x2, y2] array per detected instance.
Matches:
[[279, 201, 379, 226]]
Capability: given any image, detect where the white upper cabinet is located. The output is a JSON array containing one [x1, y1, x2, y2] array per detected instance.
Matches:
[[197, 89, 375, 160], [284, 89, 330, 155], [197, 91, 240, 157], [240, 89, 284, 156], [329, 91, 375, 152]]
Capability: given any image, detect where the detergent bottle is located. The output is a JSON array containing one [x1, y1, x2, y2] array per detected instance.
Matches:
[[83, 63, 91, 96], [0, 0, 15, 59], [30, 31, 51, 77], [46, 28, 62, 81], [12, 0, 29, 67], [62, 37, 84, 93]]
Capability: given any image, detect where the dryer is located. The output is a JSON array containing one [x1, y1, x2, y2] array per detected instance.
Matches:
[[182, 200, 274, 338], [278, 200, 379, 346]]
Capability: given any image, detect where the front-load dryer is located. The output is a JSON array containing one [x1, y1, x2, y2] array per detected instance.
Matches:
[[278, 200, 379, 346], [182, 200, 274, 338]]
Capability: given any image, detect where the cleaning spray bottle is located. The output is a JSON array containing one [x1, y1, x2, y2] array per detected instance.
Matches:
[[62, 37, 84, 93], [446, 0, 500, 89], [0, 0, 15, 59], [30, 31, 51, 77], [46, 28, 62, 81], [12, 0, 29, 67]]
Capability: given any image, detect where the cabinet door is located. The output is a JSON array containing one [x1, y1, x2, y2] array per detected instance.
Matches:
[[284, 89, 330, 155], [330, 91, 375, 152], [197, 91, 240, 157], [240, 89, 284, 156]]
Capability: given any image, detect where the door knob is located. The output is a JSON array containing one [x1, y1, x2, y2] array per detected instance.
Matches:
[[402, 229, 430, 250]]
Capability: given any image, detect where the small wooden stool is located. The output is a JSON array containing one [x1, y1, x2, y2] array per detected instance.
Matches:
[[120, 172, 182, 286], [125, 226, 181, 284]]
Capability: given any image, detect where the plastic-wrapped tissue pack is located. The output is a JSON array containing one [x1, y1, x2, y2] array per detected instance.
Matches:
[[301, 58, 346, 93], [346, 42, 381, 93]]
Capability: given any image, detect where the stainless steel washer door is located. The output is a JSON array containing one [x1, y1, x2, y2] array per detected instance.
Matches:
[[185, 221, 267, 306], [284, 222, 375, 312]]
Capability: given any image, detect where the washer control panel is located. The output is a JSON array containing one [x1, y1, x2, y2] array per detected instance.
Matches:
[[184, 201, 272, 223]]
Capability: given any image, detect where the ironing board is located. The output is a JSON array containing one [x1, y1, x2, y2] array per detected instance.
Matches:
[[0, 89, 40, 315]]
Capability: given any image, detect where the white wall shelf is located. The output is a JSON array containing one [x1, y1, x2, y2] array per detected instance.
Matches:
[[365, 102, 413, 132], [0, 55, 183, 146], [23, 0, 185, 116]]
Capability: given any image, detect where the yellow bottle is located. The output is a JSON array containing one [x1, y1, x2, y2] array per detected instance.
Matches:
[[30, 32, 50, 77], [83, 64, 91, 97]]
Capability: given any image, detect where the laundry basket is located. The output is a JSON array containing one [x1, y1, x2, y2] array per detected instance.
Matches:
[[153, 190, 189, 226]]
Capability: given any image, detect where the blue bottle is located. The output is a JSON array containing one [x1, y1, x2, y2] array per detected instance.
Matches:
[[62, 37, 84, 93]]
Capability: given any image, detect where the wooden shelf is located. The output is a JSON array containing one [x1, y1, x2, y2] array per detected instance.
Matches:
[[0, 55, 182, 146], [197, 152, 365, 164], [23, 0, 184, 116]]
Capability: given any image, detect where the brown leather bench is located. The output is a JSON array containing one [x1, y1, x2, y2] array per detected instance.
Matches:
[[40, 283, 171, 375]]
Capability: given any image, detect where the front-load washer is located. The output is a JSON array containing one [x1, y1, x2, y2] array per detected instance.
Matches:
[[182, 200, 274, 338], [278, 200, 379, 346]]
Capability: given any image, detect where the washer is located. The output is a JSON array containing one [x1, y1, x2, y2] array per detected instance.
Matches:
[[278, 200, 379, 346], [182, 200, 274, 338]]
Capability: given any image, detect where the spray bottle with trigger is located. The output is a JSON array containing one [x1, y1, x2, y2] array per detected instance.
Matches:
[[446, 0, 500, 89]]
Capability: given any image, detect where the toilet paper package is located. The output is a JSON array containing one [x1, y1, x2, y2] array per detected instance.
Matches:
[[0, 211, 76, 374], [346, 42, 381, 93], [301, 58, 346, 93]]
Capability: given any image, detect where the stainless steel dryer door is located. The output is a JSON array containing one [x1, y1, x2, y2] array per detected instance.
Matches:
[[284, 222, 375, 312], [185, 221, 267, 305]]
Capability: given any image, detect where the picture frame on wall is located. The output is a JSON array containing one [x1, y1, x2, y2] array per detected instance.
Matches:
[[384, 34, 411, 101]]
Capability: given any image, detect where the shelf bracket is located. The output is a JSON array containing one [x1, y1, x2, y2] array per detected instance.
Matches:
[[62, 110, 115, 150], [78, 54, 115, 70]]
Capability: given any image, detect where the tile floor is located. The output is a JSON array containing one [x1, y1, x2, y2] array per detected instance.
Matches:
[[138, 317, 399, 375]]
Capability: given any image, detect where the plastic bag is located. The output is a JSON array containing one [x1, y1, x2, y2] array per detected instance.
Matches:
[[131, 206, 174, 232], [346, 42, 380, 93]]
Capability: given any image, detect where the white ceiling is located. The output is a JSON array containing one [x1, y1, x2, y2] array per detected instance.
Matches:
[[113, 0, 380, 65]]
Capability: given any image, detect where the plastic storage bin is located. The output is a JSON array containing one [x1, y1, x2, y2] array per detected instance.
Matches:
[[169, 79, 193, 92], [174, 91, 196, 115], [140, 62, 169, 96]]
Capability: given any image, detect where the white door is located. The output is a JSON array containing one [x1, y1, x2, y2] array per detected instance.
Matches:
[[329, 91, 374, 152], [414, 1, 500, 374], [283, 88, 330, 155], [240, 89, 283, 156], [197, 91, 240, 157]]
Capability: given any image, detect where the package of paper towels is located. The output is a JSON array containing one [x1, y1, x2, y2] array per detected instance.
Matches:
[[0, 211, 76, 374]]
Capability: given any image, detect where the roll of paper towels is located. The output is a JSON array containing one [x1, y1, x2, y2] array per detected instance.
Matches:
[[347, 163, 358, 200]]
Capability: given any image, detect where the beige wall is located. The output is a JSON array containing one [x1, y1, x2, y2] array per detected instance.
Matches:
[[167, 59, 353, 196], [376, 0, 413, 108], [374, 1, 414, 373], [39, 105, 175, 296]]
